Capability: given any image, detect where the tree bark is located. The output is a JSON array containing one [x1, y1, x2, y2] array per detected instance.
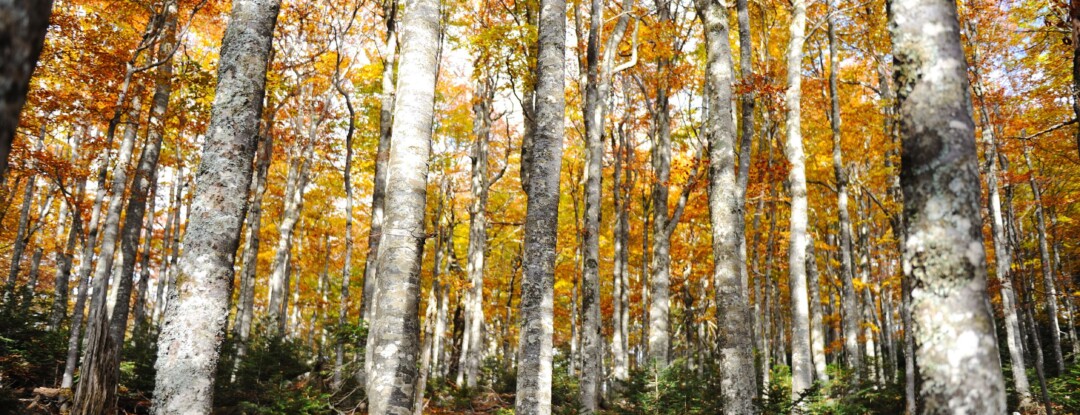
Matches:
[[807, 235, 828, 383], [332, 36, 358, 389], [889, 0, 1007, 411], [1072, 0, 1079, 158], [151, 0, 281, 412], [0, 0, 53, 182], [696, 0, 756, 411], [967, 31, 1033, 405], [232, 132, 271, 354], [363, 0, 440, 409], [74, 91, 144, 415], [514, 0, 565, 409], [361, 0, 398, 323], [4, 157, 36, 304], [782, 0, 812, 398], [734, 0, 754, 314], [463, 76, 494, 388], [131, 183, 156, 337], [1023, 144, 1065, 375], [268, 142, 312, 334]]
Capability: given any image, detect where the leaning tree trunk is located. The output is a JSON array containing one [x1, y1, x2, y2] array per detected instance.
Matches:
[[782, 0, 813, 399], [363, 0, 440, 410], [967, 29, 1034, 406], [73, 93, 144, 415], [111, 0, 177, 349], [151, 0, 281, 412], [0, 0, 53, 182], [515, 0, 565, 408], [696, 0, 756, 411], [4, 160, 36, 304], [1023, 145, 1065, 375], [361, 0, 397, 323], [889, 0, 1007, 411]]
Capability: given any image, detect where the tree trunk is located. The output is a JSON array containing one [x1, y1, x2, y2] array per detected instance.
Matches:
[[131, 184, 156, 338], [151, 0, 281, 412], [649, 0, 675, 368], [110, 0, 177, 349], [1023, 144, 1065, 375], [4, 159, 36, 304], [361, 0, 397, 323], [50, 177, 84, 330], [464, 76, 494, 388], [782, 0, 812, 399], [611, 124, 630, 384], [1072, 0, 1079, 158], [696, 0, 756, 411], [807, 235, 828, 383], [233, 132, 271, 354], [0, 0, 53, 182], [889, 0, 1007, 410], [826, 6, 863, 380], [74, 92, 144, 415], [968, 33, 1033, 405], [514, 0, 565, 408], [268, 146, 312, 334], [363, 0, 440, 409], [734, 0, 754, 317]]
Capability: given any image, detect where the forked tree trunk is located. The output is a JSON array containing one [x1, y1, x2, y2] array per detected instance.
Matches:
[[696, 0, 756, 411], [363, 0, 440, 409], [152, 1, 281, 412], [889, 0, 1007, 411], [514, 0, 565, 408]]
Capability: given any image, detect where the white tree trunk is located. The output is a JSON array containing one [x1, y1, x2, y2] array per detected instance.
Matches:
[[363, 0, 440, 409]]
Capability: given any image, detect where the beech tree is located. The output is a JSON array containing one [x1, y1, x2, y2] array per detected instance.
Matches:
[[152, 0, 282, 413], [890, 0, 1007, 411], [0, 0, 53, 182]]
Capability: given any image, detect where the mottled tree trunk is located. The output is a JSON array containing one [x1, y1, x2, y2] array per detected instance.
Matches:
[[464, 77, 494, 388], [648, 0, 675, 367], [232, 132, 271, 359], [782, 0, 812, 400], [889, 0, 1007, 411], [363, 0, 440, 410], [131, 185, 156, 337], [361, 0, 397, 323], [515, 0, 565, 409], [151, 0, 281, 412], [696, 0, 756, 411], [611, 126, 631, 383], [734, 0, 754, 310], [332, 45, 357, 389], [1072, 0, 1079, 158], [0, 0, 53, 182], [50, 179, 84, 330], [1023, 145, 1065, 375]]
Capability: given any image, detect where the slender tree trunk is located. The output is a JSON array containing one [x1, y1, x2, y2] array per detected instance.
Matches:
[[464, 77, 494, 388], [611, 125, 630, 384], [110, 1, 177, 350], [4, 160, 36, 303], [233, 132, 271, 356], [781, 0, 813, 399], [807, 236, 828, 383], [50, 178, 84, 330], [889, 0, 1007, 410], [826, 5, 862, 379], [734, 0, 754, 312], [332, 59, 357, 391], [696, 0, 756, 411], [515, 0, 565, 408], [361, 0, 397, 323], [131, 184, 156, 337], [1023, 144, 1065, 375], [363, 0, 440, 409], [968, 35, 1033, 405], [1072, 0, 1079, 158], [268, 148, 311, 334], [151, 0, 281, 412], [648, 0, 676, 367], [0, 0, 53, 182], [74, 92, 144, 415]]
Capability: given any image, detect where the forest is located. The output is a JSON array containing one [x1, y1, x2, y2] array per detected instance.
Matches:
[[0, 0, 1078, 413]]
